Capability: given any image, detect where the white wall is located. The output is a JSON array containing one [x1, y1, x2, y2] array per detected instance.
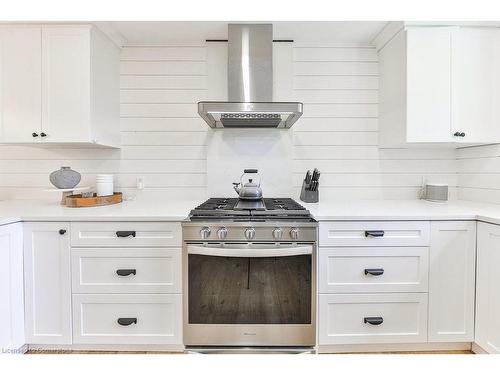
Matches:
[[0, 43, 459, 201], [457, 144, 500, 204]]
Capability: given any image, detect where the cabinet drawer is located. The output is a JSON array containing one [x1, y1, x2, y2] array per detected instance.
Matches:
[[71, 222, 181, 247], [71, 248, 181, 294], [72, 294, 182, 345], [319, 247, 429, 293], [318, 293, 428, 345], [319, 221, 430, 247]]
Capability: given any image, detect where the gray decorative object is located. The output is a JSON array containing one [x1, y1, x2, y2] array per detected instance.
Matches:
[[49, 166, 81, 189]]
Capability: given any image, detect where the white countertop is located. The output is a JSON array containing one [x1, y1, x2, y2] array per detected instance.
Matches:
[[0, 198, 203, 226], [2, 198, 500, 226], [302, 199, 500, 222]]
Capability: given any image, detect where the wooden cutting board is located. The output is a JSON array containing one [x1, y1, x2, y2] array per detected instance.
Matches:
[[65, 192, 122, 207]]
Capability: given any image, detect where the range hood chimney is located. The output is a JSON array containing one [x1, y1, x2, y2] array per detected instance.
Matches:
[[198, 24, 303, 129]]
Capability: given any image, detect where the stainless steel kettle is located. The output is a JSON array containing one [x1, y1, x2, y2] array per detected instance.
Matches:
[[233, 169, 263, 200]]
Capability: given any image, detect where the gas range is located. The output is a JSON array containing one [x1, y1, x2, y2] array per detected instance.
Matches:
[[183, 197, 317, 242], [182, 197, 317, 348]]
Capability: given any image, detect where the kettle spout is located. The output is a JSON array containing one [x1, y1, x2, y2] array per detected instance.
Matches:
[[232, 183, 241, 194]]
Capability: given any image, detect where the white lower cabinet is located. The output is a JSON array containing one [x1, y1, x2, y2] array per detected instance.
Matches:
[[23, 222, 72, 344], [319, 247, 429, 293], [318, 293, 428, 345], [428, 221, 476, 342], [476, 222, 500, 353], [0, 223, 24, 352], [71, 248, 182, 294], [72, 294, 182, 345]]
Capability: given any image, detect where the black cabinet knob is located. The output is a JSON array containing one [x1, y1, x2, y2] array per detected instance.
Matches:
[[364, 268, 384, 276], [116, 269, 137, 277], [59, 229, 66, 235], [40, 132, 47, 137], [365, 230, 385, 238], [364, 317, 384, 325], [116, 231, 136, 238], [32, 132, 39, 137], [454, 131, 466, 137], [117, 318, 137, 326]]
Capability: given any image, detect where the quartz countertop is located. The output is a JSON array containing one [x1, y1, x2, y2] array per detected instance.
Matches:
[[2, 198, 500, 226], [0, 197, 203, 225], [301, 199, 500, 225]]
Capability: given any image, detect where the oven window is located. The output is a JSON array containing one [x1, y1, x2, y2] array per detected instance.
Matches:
[[188, 254, 312, 324]]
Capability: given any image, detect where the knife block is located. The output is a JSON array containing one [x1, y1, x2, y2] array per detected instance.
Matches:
[[299, 180, 319, 203]]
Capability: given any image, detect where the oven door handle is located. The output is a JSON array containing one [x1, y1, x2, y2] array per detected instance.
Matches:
[[187, 245, 313, 258]]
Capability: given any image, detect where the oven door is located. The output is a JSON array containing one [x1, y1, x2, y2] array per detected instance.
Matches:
[[184, 243, 316, 347]]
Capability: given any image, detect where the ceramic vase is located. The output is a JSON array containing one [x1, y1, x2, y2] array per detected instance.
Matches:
[[49, 166, 81, 189]]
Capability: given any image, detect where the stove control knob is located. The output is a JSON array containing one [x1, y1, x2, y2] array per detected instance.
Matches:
[[272, 228, 283, 240], [290, 228, 300, 240], [245, 227, 256, 240], [200, 227, 211, 240], [217, 227, 228, 240]]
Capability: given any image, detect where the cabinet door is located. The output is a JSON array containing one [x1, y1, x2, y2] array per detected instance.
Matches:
[[0, 223, 24, 351], [428, 221, 476, 342], [406, 27, 454, 143], [452, 28, 500, 144], [24, 222, 71, 344], [476, 222, 500, 353], [0, 27, 42, 142], [41, 26, 90, 142]]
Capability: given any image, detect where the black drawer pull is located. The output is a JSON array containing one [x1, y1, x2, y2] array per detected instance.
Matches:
[[365, 230, 385, 238], [364, 268, 384, 276], [116, 231, 136, 238], [364, 317, 384, 325], [116, 269, 137, 277], [117, 318, 137, 326]]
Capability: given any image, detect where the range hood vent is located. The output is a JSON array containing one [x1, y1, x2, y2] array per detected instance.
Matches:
[[198, 24, 303, 129]]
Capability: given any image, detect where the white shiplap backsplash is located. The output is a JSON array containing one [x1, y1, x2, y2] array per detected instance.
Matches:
[[457, 144, 500, 204], [291, 45, 457, 200], [0, 44, 460, 201]]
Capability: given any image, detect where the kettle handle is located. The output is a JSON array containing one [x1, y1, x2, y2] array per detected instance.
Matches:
[[241, 169, 261, 187]]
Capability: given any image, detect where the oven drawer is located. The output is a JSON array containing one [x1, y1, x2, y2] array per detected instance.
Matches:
[[71, 222, 181, 247], [72, 294, 182, 345], [319, 247, 429, 293], [71, 248, 181, 294], [319, 221, 430, 247], [318, 293, 428, 345]]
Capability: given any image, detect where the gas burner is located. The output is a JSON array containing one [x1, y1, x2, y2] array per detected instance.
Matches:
[[188, 197, 314, 222]]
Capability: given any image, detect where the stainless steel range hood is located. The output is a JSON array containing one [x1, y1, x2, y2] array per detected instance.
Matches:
[[198, 24, 303, 129]]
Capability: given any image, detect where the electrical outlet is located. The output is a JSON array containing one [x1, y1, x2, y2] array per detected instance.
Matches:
[[136, 176, 145, 190]]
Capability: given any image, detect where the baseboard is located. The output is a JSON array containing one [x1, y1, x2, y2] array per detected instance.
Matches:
[[27, 344, 185, 353], [471, 342, 488, 354], [318, 342, 472, 354]]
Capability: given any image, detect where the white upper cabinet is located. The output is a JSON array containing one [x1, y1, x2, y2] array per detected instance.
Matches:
[[452, 28, 500, 143], [379, 26, 500, 147], [0, 25, 120, 147], [0, 27, 42, 142], [41, 27, 91, 143], [406, 27, 453, 143]]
